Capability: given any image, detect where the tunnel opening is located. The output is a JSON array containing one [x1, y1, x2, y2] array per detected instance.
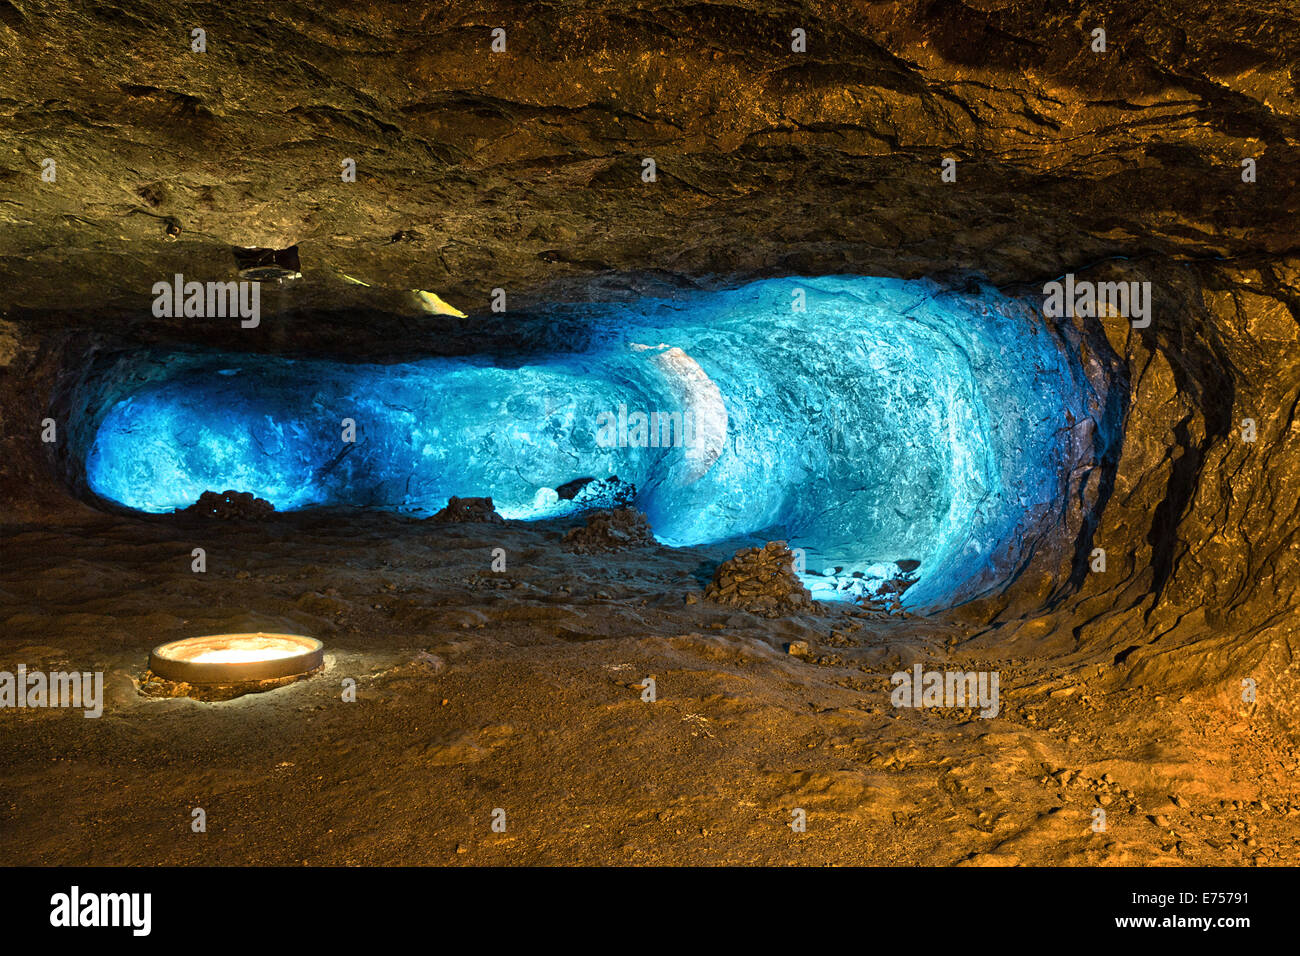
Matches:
[[64, 275, 1119, 609]]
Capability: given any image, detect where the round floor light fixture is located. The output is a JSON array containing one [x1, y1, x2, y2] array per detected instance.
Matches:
[[149, 632, 324, 684]]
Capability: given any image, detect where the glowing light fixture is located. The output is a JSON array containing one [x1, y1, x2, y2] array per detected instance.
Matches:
[[149, 632, 324, 684]]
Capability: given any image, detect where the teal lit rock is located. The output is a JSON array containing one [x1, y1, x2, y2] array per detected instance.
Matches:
[[81, 276, 1110, 607]]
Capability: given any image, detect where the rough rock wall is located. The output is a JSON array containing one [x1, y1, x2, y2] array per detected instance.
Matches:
[[2, 0, 1295, 303], [1, 0, 1298, 686]]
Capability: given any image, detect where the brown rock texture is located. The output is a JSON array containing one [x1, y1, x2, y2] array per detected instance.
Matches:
[[706, 541, 816, 616], [0, 0, 1294, 685], [562, 506, 656, 553], [177, 488, 274, 520], [429, 495, 504, 523], [1, 0, 1299, 869]]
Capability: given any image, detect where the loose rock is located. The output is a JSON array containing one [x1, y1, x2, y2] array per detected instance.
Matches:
[[704, 541, 816, 618], [429, 496, 504, 524], [563, 507, 655, 553], [177, 489, 274, 520]]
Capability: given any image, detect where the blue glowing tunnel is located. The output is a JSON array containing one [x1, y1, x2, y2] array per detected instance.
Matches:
[[82, 276, 1108, 604]]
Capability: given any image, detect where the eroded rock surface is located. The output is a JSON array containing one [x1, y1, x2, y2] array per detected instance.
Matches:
[[1, 0, 1299, 867], [0, 0, 1293, 684]]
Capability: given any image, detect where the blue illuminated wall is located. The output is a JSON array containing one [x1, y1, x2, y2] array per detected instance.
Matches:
[[80, 276, 1108, 605]]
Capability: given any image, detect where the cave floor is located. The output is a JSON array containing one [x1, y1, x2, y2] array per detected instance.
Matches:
[[1, 512, 1298, 866]]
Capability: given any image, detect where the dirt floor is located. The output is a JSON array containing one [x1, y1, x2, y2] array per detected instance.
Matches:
[[2, 511, 1299, 866]]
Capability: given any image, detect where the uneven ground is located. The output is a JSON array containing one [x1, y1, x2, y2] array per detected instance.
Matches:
[[2, 513, 1298, 866], [2, 0, 1300, 865]]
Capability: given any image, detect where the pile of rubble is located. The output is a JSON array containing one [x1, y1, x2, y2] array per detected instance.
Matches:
[[562, 475, 638, 510], [562, 507, 655, 553], [177, 490, 275, 520], [705, 541, 817, 617], [429, 496, 504, 524]]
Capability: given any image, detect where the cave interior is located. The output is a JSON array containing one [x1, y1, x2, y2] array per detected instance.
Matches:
[[1, 0, 1299, 867]]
